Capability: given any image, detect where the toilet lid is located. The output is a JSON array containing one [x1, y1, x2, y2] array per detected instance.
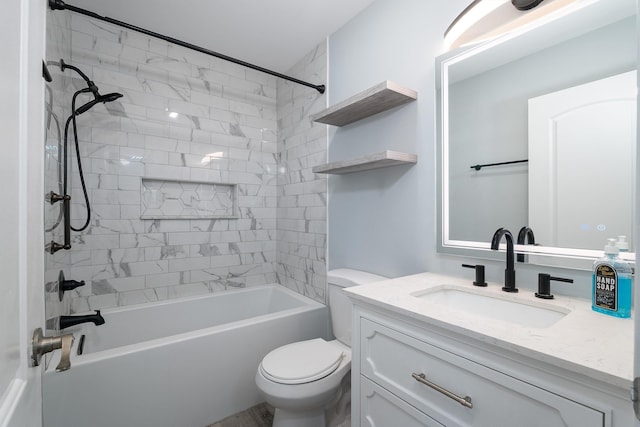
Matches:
[[260, 339, 345, 385]]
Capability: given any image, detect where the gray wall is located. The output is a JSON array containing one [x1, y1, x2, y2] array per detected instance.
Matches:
[[327, 0, 602, 298], [328, 0, 469, 278]]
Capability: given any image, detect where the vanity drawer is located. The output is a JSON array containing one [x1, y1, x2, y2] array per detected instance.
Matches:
[[360, 318, 603, 427], [360, 376, 443, 427]]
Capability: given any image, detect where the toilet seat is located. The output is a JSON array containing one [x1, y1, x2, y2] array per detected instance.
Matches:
[[260, 339, 345, 385]]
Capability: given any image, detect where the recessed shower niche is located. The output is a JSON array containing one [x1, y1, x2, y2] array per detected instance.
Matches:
[[140, 178, 238, 220]]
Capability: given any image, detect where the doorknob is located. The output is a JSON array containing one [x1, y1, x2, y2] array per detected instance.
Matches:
[[32, 328, 74, 372]]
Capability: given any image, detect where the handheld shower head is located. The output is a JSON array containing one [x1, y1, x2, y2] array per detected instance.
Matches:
[[75, 92, 123, 115], [100, 92, 124, 103]]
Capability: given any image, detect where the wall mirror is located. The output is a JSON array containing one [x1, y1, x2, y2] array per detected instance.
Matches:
[[436, 0, 637, 270]]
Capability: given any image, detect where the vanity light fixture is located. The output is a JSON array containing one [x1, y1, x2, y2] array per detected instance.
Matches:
[[444, 0, 509, 50], [444, 0, 581, 51]]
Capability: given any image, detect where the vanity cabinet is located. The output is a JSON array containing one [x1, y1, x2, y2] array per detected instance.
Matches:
[[352, 308, 632, 427]]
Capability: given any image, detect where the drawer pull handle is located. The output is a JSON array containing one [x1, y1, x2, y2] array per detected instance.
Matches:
[[412, 372, 473, 409]]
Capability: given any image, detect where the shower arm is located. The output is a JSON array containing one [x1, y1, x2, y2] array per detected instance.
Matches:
[[48, 0, 326, 94], [59, 59, 99, 96]]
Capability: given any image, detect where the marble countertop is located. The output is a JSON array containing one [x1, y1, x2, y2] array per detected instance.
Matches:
[[344, 272, 633, 390]]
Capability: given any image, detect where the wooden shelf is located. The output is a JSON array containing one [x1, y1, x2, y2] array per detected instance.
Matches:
[[312, 151, 417, 175], [310, 81, 417, 126]]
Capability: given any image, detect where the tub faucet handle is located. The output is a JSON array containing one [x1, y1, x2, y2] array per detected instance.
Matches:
[[32, 328, 75, 372]]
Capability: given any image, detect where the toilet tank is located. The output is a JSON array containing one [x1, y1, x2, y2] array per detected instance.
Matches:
[[328, 269, 387, 347]]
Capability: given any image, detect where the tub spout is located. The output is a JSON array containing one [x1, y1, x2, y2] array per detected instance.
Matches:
[[59, 310, 105, 329]]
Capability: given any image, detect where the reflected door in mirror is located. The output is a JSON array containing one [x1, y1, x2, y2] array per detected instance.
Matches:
[[528, 71, 636, 252]]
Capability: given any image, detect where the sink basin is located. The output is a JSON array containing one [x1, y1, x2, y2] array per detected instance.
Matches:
[[412, 286, 569, 328]]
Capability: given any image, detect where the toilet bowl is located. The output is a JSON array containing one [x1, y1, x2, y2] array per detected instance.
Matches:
[[255, 339, 351, 426], [255, 269, 387, 427]]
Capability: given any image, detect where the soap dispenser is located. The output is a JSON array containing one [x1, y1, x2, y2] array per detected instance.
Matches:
[[616, 235, 629, 253], [592, 238, 633, 318]]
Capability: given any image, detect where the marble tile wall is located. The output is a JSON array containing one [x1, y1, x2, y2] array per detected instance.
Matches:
[[140, 178, 237, 219], [276, 42, 328, 303], [44, 9, 73, 330], [65, 15, 279, 312]]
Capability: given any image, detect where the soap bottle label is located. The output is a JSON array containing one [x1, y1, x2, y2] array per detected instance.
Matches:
[[594, 264, 617, 311]]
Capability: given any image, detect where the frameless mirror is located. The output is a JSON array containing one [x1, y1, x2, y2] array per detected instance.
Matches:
[[437, 0, 637, 269]]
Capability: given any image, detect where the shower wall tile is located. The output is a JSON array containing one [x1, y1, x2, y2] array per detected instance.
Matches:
[[66, 14, 279, 311], [276, 41, 328, 304], [57, 15, 327, 313], [45, 8, 73, 335]]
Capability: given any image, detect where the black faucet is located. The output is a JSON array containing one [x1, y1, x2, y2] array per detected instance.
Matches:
[[59, 310, 105, 329], [491, 228, 517, 293], [516, 226, 536, 263]]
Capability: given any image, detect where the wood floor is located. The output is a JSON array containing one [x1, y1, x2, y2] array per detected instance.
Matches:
[[208, 403, 274, 427]]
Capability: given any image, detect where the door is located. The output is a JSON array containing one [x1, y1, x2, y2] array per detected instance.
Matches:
[[0, 0, 47, 426], [528, 71, 636, 254]]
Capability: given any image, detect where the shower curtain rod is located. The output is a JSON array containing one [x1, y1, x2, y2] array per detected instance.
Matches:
[[48, 0, 326, 94]]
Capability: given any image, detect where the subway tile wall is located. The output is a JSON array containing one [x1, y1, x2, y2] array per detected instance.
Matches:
[[54, 14, 327, 312], [45, 9, 73, 331], [276, 43, 328, 303]]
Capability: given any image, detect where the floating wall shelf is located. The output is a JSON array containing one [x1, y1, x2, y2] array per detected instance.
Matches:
[[310, 81, 417, 126], [312, 151, 417, 175]]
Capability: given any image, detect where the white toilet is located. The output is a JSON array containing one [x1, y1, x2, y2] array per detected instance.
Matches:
[[255, 269, 387, 427]]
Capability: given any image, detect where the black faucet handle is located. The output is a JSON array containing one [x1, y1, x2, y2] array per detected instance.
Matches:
[[462, 264, 487, 287], [535, 273, 573, 299], [57, 270, 87, 301]]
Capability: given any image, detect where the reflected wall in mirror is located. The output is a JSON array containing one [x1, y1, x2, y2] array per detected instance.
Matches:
[[437, 0, 637, 269]]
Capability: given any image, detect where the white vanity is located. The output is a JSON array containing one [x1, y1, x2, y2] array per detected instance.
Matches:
[[345, 273, 634, 426]]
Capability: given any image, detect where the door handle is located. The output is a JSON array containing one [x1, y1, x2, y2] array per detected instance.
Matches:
[[32, 328, 74, 372]]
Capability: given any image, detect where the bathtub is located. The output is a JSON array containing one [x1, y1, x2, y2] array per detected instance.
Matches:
[[43, 285, 330, 427]]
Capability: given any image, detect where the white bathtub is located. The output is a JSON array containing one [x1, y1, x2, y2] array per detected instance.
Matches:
[[43, 285, 330, 427]]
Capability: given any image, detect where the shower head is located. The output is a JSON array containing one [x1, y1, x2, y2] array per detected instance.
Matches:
[[75, 92, 123, 115]]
